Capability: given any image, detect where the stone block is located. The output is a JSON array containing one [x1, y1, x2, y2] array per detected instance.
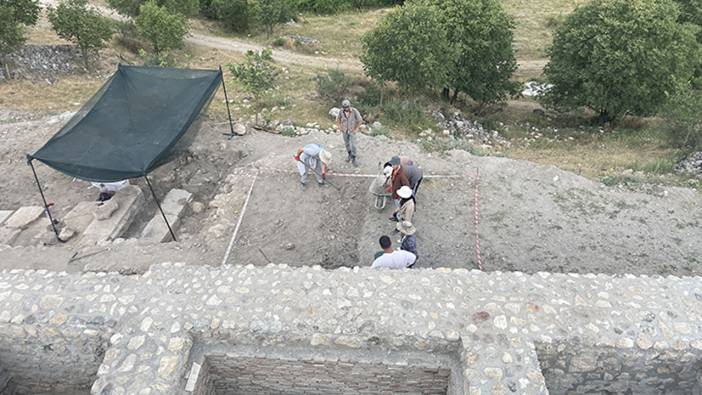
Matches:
[[81, 186, 143, 246], [62, 201, 99, 234], [4, 206, 44, 229], [0, 210, 13, 225], [0, 227, 21, 245], [141, 189, 192, 243]]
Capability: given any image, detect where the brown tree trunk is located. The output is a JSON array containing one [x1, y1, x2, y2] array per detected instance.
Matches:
[[450, 89, 459, 105]]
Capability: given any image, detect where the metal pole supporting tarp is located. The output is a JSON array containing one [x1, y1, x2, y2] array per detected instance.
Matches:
[[144, 175, 176, 242], [219, 65, 236, 139], [27, 156, 63, 242]]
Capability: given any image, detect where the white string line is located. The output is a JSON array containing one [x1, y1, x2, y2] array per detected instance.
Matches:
[[248, 166, 465, 179], [221, 173, 258, 266]]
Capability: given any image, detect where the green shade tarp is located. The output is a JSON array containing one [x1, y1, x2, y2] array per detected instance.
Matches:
[[29, 64, 223, 182]]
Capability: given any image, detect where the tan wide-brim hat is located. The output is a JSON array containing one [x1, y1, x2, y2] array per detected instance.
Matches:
[[397, 186, 413, 199], [319, 149, 332, 166], [396, 221, 416, 235]]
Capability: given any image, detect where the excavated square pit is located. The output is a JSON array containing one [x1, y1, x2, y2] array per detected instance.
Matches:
[[536, 341, 702, 394], [0, 338, 104, 395], [230, 174, 473, 269], [194, 355, 453, 395]]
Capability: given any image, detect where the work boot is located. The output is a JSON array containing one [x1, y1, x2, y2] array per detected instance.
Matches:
[[346, 153, 352, 163], [352, 157, 358, 167]]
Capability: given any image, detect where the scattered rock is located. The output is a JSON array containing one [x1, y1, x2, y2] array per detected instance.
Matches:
[[94, 199, 119, 221], [59, 227, 76, 241], [675, 151, 702, 178], [233, 123, 247, 136], [283, 242, 295, 251], [191, 202, 205, 214], [208, 224, 228, 239], [522, 81, 553, 97]]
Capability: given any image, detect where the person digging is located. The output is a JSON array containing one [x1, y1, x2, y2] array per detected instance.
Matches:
[[397, 220, 418, 258], [391, 185, 415, 223], [336, 99, 362, 167], [295, 143, 332, 188]]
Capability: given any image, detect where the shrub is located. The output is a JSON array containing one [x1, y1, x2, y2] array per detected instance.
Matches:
[[379, 98, 434, 132], [662, 87, 702, 149], [229, 49, 279, 123], [361, 1, 449, 93], [136, 0, 188, 55], [108, 0, 197, 17], [254, 0, 296, 36], [48, 0, 113, 68], [315, 69, 351, 104], [271, 36, 286, 47], [211, 0, 251, 32], [544, 0, 700, 123]]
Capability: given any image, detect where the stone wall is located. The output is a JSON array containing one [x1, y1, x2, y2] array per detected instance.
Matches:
[[0, 263, 701, 394], [197, 355, 451, 394], [537, 342, 702, 394]]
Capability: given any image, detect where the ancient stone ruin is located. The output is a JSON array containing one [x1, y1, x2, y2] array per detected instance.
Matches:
[[0, 262, 701, 394]]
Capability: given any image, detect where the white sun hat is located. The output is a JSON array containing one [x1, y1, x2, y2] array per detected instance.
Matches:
[[397, 186, 413, 199]]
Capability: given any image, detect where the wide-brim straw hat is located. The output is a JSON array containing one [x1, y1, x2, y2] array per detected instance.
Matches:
[[319, 149, 332, 166], [397, 186, 413, 199], [396, 221, 416, 235]]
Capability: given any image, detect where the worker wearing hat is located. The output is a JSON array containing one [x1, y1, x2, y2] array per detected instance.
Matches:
[[295, 143, 332, 187], [336, 99, 363, 167], [388, 155, 423, 199]]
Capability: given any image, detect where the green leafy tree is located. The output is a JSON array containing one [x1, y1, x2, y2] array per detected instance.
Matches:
[[48, 0, 113, 68], [544, 0, 700, 123], [254, 0, 294, 37], [0, 0, 40, 78], [135, 0, 188, 55], [428, 0, 518, 106], [210, 0, 251, 32], [228, 49, 279, 124], [361, 2, 449, 93], [107, 0, 197, 17], [672, 0, 702, 86]]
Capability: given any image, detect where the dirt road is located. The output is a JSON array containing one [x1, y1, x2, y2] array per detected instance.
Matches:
[[187, 33, 364, 72]]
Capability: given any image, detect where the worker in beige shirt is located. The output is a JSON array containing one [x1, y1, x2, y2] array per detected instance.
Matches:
[[336, 99, 362, 167]]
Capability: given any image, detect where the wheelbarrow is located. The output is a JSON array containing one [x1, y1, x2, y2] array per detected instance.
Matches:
[[369, 172, 392, 210]]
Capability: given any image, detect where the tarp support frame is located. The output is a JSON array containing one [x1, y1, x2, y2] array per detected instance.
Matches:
[[27, 157, 64, 243], [219, 65, 236, 139], [144, 175, 177, 242]]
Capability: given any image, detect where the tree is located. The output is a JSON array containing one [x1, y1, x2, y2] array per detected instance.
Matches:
[[672, 0, 702, 86], [228, 49, 279, 124], [428, 0, 518, 106], [107, 0, 197, 17], [0, 0, 40, 78], [361, 2, 449, 93], [254, 0, 294, 37], [135, 0, 188, 55], [210, 0, 251, 32], [544, 0, 700, 123], [48, 0, 113, 68]]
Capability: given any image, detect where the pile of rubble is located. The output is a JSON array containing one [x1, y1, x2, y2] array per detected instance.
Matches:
[[676, 151, 702, 178], [432, 110, 510, 148], [1, 45, 83, 80]]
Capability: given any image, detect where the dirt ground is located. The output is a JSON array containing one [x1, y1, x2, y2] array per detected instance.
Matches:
[[1, 110, 701, 276]]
